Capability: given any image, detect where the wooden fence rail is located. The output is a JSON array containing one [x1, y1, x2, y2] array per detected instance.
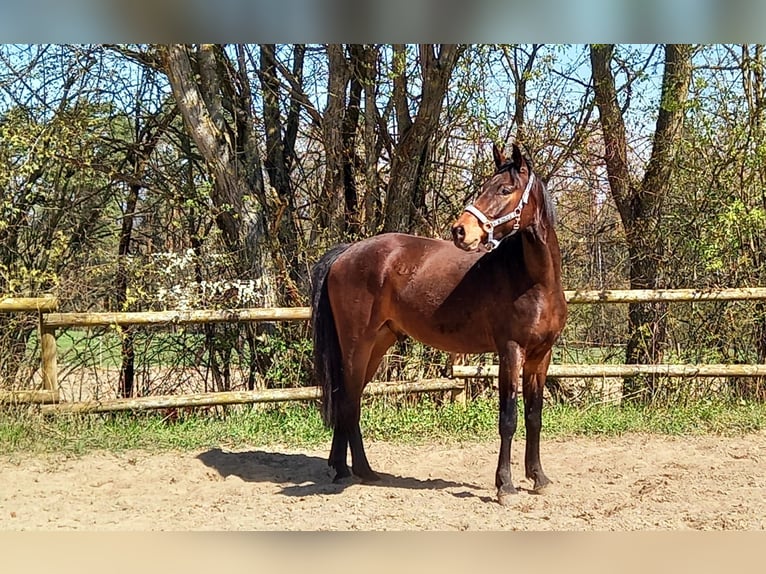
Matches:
[[39, 378, 462, 414], [563, 287, 766, 303], [2, 288, 766, 411], [37, 287, 766, 329], [453, 364, 766, 378], [0, 295, 58, 313], [42, 307, 311, 328]]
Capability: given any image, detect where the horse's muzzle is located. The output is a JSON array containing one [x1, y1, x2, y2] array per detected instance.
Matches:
[[451, 222, 481, 251]]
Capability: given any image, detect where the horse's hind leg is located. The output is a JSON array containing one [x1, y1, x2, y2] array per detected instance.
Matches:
[[348, 416, 378, 481], [346, 328, 397, 482], [329, 428, 351, 481], [341, 392, 378, 482], [328, 393, 375, 482]]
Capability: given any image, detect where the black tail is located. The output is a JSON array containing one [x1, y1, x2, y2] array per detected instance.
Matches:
[[310, 243, 351, 429]]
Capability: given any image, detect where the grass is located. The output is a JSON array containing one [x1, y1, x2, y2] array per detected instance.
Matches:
[[1, 395, 764, 458], [544, 398, 766, 436]]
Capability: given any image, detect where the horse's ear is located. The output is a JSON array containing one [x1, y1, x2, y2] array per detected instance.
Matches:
[[511, 143, 524, 172], [492, 144, 506, 170]]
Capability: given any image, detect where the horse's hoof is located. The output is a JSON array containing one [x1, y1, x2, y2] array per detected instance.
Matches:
[[531, 478, 553, 494], [496, 485, 518, 506], [332, 467, 352, 483], [354, 469, 381, 483]]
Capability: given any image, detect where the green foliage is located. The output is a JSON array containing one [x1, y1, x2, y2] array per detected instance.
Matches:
[[545, 397, 766, 436], [257, 333, 313, 388], [698, 200, 766, 275]]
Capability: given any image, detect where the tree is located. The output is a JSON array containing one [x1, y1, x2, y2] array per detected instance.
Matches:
[[590, 43, 695, 399], [112, 97, 177, 398], [382, 44, 465, 233], [159, 44, 302, 391], [667, 45, 766, 398], [0, 45, 123, 387]]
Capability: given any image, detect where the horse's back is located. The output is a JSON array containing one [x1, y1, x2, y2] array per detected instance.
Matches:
[[326, 233, 499, 352], [329, 232, 476, 295]]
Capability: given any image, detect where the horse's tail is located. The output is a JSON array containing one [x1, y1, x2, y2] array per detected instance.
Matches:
[[310, 243, 351, 429]]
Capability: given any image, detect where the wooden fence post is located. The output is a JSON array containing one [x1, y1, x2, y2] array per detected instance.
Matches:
[[449, 353, 469, 405], [39, 314, 58, 399]]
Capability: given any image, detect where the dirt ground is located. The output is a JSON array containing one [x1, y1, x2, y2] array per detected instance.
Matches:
[[1, 432, 764, 530]]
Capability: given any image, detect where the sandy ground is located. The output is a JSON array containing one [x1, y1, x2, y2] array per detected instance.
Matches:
[[1, 432, 764, 531]]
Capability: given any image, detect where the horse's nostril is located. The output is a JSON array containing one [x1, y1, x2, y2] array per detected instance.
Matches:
[[452, 225, 465, 242]]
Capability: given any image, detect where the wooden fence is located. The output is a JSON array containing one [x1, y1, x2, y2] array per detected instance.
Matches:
[[0, 296, 59, 405], [2, 288, 766, 413]]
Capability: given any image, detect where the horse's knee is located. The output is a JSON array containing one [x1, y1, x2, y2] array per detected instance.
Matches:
[[498, 401, 518, 438]]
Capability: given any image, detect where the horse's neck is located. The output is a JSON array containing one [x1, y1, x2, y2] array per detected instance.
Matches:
[[521, 225, 562, 288]]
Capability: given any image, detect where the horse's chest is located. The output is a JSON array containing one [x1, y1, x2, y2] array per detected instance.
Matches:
[[497, 289, 564, 340]]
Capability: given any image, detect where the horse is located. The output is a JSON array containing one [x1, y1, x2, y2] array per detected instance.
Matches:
[[310, 142, 567, 505]]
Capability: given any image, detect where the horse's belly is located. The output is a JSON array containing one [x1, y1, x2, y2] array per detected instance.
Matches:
[[392, 309, 497, 354]]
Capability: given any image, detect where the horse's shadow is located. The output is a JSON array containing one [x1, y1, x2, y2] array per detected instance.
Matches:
[[196, 448, 487, 500]]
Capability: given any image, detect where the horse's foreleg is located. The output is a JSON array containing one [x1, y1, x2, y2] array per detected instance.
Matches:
[[496, 342, 524, 505], [523, 352, 552, 492]]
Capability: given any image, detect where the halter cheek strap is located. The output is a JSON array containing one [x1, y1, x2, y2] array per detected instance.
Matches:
[[464, 172, 536, 251]]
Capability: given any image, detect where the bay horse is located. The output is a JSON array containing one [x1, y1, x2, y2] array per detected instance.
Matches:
[[310, 143, 567, 505]]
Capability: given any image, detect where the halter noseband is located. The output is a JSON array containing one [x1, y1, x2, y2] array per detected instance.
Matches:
[[463, 171, 536, 251]]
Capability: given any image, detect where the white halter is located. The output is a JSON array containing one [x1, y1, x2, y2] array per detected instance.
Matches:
[[463, 172, 535, 251]]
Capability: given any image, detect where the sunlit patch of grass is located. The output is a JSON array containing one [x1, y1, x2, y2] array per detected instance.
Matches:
[[361, 395, 497, 444], [543, 398, 766, 437], [1, 395, 763, 458]]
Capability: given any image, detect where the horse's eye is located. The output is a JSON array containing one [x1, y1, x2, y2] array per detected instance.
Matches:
[[500, 186, 513, 196]]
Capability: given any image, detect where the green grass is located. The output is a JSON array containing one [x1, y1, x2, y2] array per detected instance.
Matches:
[[543, 398, 766, 436], [1, 395, 764, 458]]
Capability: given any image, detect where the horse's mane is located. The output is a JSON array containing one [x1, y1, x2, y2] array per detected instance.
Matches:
[[537, 178, 557, 229]]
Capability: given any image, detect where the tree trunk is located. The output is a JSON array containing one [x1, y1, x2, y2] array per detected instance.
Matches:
[[362, 45, 384, 235], [161, 45, 246, 253], [258, 44, 305, 300], [114, 104, 176, 398], [316, 44, 352, 238], [591, 44, 694, 400], [341, 44, 367, 238], [383, 44, 465, 233], [161, 44, 287, 391], [116, 180, 139, 398]]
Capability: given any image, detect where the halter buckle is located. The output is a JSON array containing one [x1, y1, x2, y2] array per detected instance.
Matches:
[[485, 238, 500, 252]]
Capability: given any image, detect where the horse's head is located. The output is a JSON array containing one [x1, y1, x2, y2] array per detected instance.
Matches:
[[451, 143, 540, 252]]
